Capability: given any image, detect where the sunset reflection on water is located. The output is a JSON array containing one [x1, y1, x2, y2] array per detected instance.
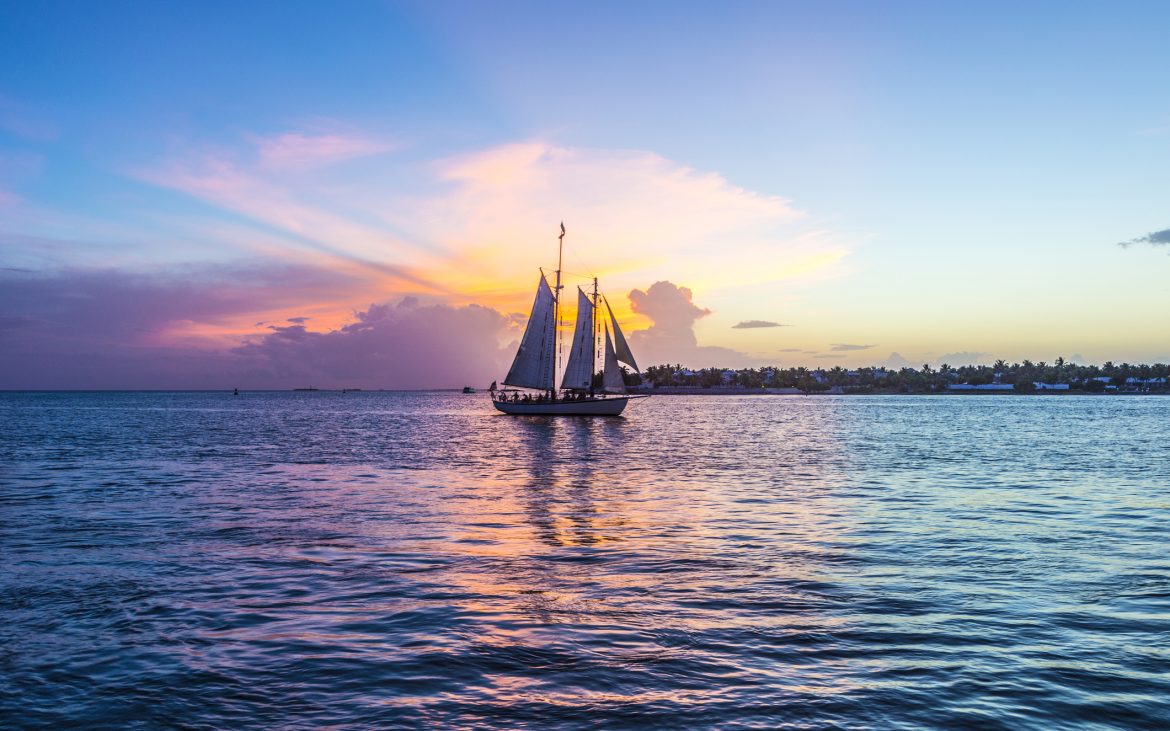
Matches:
[[3, 392, 1168, 728]]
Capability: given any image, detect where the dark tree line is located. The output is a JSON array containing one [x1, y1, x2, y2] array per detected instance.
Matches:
[[637, 358, 1170, 393]]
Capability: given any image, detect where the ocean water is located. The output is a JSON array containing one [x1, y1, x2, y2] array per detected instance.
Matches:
[[1, 391, 1168, 730]]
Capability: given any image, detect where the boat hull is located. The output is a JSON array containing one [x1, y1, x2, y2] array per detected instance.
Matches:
[[492, 396, 631, 415]]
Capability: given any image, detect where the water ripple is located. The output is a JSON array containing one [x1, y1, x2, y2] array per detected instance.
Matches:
[[2, 392, 1169, 729]]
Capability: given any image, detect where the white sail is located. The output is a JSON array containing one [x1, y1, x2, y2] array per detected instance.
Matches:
[[560, 288, 595, 390], [604, 296, 638, 373], [603, 326, 626, 393], [504, 275, 556, 391]]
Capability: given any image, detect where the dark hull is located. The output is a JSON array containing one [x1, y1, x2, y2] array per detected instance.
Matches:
[[492, 396, 634, 415]]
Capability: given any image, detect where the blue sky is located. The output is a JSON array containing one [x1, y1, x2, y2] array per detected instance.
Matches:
[[2, 1, 1169, 387]]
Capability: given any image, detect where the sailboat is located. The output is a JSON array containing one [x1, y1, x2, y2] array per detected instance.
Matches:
[[492, 224, 649, 416]]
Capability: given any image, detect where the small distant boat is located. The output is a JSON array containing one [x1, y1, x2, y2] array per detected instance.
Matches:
[[492, 223, 648, 416], [462, 386, 477, 394], [292, 387, 319, 392]]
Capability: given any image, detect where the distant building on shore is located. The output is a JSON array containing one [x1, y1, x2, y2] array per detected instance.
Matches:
[[947, 383, 1015, 391]]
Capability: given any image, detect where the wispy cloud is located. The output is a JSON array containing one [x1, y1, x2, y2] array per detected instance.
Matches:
[[732, 319, 785, 329], [0, 95, 58, 141], [136, 150, 443, 294], [1118, 228, 1170, 248], [425, 141, 846, 300], [830, 343, 875, 351], [133, 134, 849, 323], [254, 132, 395, 170]]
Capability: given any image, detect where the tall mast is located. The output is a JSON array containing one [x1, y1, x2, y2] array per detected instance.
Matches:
[[592, 276, 599, 385], [554, 222, 565, 395]]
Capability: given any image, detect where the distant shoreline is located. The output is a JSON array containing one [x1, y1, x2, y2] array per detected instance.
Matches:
[[1, 388, 1165, 396], [629, 387, 1164, 396]]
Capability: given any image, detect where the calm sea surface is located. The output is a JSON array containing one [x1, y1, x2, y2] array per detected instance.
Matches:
[[2, 392, 1168, 729]]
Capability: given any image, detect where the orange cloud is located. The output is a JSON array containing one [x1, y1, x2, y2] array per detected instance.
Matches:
[[419, 141, 848, 312], [132, 134, 849, 351]]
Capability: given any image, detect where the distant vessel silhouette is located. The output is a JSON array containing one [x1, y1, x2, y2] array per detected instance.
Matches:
[[492, 223, 647, 416]]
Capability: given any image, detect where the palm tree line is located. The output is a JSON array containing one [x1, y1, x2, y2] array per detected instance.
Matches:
[[636, 358, 1170, 393]]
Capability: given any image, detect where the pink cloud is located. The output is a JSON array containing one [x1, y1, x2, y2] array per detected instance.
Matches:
[[233, 298, 510, 389], [0, 266, 511, 389], [254, 132, 395, 169], [418, 141, 847, 299], [136, 154, 440, 292], [130, 133, 848, 346], [0, 95, 58, 142]]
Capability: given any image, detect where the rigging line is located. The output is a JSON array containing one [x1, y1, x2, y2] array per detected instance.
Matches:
[[553, 224, 599, 288], [563, 243, 598, 280], [558, 269, 597, 280]]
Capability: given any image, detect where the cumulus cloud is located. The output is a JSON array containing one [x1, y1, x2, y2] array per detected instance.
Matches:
[[626, 281, 755, 368], [732, 320, 785, 329], [0, 266, 511, 389], [830, 343, 876, 352], [1118, 228, 1170, 248], [883, 352, 913, 369], [630, 280, 710, 331]]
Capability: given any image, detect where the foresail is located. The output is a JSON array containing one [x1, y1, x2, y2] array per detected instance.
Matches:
[[504, 275, 556, 390], [560, 288, 595, 390], [603, 326, 626, 393], [604, 296, 639, 373]]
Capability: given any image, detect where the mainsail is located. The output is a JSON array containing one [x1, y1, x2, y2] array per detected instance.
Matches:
[[504, 275, 556, 390], [604, 296, 638, 372], [602, 326, 626, 393], [560, 288, 595, 390]]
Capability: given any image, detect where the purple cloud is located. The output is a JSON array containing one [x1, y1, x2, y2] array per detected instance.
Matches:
[[830, 343, 876, 352], [233, 298, 509, 389], [731, 320, 785, 329], [1118, 228, 1170, 248], [0, 266, 510, 389]]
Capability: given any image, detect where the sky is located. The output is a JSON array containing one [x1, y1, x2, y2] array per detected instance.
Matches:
[[1, 0, 1169, 388]]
